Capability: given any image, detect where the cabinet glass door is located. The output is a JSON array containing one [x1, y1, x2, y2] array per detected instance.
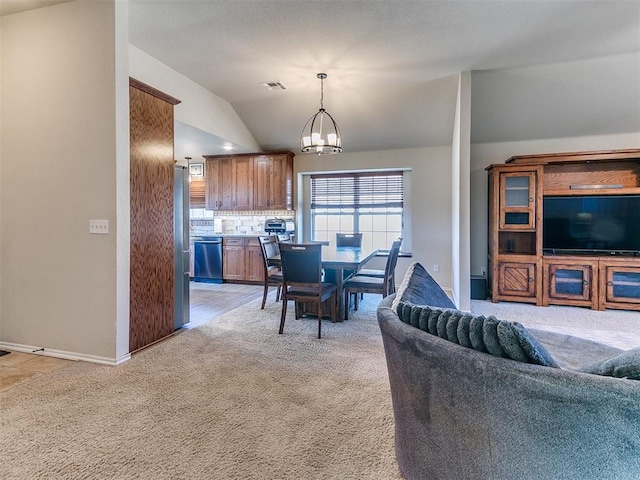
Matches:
[[499, 172, 536, 230], [544, 261, 597, 308], [549, 265, 591, 300], [605, 267, 640, 304]]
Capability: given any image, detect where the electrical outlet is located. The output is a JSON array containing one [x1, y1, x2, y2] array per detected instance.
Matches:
[[89, 220, 109, 235], [433, 264, 439, 272]]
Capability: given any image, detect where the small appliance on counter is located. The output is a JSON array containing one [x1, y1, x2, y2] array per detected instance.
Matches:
[[264, 218, 295, 235]]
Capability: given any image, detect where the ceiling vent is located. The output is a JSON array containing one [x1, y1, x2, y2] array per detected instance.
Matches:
[[261, 81, 287, 91]]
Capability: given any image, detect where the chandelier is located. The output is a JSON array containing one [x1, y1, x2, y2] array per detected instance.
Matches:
[[300, 73, 342, 154]]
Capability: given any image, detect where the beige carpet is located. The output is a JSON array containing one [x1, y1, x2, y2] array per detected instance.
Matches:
[[0, 295, 402, 480], [471, 300, 640, 350]]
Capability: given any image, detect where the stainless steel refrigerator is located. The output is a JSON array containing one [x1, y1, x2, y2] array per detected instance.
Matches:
[[174, 165, 190, 329]]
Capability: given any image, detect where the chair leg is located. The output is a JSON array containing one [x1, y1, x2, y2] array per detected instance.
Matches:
[[354, 293, 359, 311], [276, 285, 282, 302], [261, 283, 269, 309], [279, 296, 288, 334]]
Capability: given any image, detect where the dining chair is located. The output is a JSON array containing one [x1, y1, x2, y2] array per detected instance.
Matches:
[[258, 235, 284, 309], [355, 237, 403, 294], [342, 238, 402, 320], [278, 243, 338, 338], [336, 232, 363, 247]]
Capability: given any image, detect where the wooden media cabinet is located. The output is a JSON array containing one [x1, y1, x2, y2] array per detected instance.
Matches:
[[486, 149, 640, 311]]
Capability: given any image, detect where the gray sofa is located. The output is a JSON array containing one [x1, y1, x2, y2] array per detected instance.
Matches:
[[377, 262, 640, 480]]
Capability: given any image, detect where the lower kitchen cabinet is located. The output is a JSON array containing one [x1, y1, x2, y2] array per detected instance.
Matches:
[[245, 237, 265, 282], [222, 236, 265, 283], [223, 237, 246, 281]]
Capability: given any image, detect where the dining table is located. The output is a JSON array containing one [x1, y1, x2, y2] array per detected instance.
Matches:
[[271, 244, 379, 320]]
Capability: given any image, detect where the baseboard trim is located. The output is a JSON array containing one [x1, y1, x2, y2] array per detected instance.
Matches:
[[0, 341, 130, 366]]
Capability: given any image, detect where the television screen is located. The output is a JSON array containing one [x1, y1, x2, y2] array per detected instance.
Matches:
[[543, 195, 640, 254]]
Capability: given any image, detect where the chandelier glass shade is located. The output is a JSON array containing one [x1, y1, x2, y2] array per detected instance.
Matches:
[[300, 73, 342, 154]]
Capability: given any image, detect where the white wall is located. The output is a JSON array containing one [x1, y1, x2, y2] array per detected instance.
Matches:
[[469, 132, 640, 277], [128, 45, 261, 153], [294, 146, 453, 289], [0, 0, 129, 363]]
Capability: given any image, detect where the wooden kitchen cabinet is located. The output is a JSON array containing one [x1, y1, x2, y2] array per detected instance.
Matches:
[[254, 153, 294, 210], [204, 151, 294, 211], [246, 237, 265, 282], [223, 237, 246, 280], [222, 236, 265, 283], [206, 156, 254, 210]]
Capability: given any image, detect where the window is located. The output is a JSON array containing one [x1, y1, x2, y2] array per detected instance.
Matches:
[[311, 171, 404, 250]]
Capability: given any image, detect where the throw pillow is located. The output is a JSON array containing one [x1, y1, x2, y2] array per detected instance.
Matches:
[[482, 315, 507, 358], [578, 347, 640, 380]]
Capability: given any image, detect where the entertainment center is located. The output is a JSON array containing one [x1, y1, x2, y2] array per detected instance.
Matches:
[[487, 148, 640, 312]]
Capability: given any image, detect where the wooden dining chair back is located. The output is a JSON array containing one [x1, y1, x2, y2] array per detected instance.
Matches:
[[342, 238, 402, 320], [258, 235, 283, 309], [278, 243, 338, 338], [355, 237, 403, 294], [336, 233, 363, 247]]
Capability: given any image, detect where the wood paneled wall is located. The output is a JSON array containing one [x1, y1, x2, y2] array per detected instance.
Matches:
[[129, 79, 180, 353]]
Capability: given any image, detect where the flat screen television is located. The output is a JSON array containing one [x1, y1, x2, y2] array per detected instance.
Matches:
[[543, 195, 640, 256]]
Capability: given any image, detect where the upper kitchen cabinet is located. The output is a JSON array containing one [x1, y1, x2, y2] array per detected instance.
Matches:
[[254, 153, 294, 210], [205, 155, 254, 210], [204, 151, 294, 211]]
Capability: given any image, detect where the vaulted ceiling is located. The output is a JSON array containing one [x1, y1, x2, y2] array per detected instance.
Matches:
[[3, 1, 639, 157]]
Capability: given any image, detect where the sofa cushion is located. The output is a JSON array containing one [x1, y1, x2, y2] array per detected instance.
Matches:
[[395, 301, 559, 367], [578, 347, 640, 380]]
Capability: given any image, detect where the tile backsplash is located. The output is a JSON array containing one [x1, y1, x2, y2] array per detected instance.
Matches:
[[190, 209, 295, 236]]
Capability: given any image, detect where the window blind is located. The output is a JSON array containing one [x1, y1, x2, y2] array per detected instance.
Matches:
[[311, 171, 404, 209]]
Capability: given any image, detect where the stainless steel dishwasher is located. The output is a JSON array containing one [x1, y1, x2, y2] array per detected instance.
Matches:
[[193, 236, 223, 283]]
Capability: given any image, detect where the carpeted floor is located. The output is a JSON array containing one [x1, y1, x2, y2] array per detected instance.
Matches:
[[471, 299, 640, 350], [0, 295, 402, 480]]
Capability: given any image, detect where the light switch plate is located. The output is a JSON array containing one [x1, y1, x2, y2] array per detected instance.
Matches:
[[89, 220, 109, 235]]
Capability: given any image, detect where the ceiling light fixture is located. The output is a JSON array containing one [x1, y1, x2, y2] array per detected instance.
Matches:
[[300, 73, 342, 154]]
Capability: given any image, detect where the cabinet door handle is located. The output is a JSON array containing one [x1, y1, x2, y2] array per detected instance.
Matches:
[[582, 280, 589, 286], [528, 277, 534, 283], [607, 281, 614, 287], [528, 197, 534, 202]]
